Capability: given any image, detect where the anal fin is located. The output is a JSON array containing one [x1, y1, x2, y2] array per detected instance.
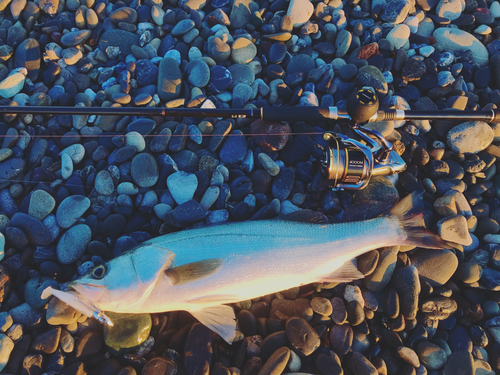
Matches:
[[189, 305, 237, 344], [319, 260, 364, 283]]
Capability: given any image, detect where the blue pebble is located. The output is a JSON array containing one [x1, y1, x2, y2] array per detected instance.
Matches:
[[383, 71, 393, 83], [207, 209, 229, 224], [136, 59, 159, 86], [164, 50, 181, 65], [437, 52, 455, 67], [219, 130, 248, 165], [188, 125, 202, 144], [241, 149, 254, 173], [209, 65, 232, 92], [48, 85, 65, 102], [0, 189, 18, 216], [102, 77, 117, 90]]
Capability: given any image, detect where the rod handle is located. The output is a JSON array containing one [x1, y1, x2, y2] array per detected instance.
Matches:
[[261, 106, 334, 122], [492, 109, 500, 123]]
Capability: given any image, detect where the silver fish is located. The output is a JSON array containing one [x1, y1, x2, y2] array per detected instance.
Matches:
[[43, 191, 451, 343]]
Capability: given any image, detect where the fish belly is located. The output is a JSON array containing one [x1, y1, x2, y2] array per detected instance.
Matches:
[[132, 217, 403, 312]]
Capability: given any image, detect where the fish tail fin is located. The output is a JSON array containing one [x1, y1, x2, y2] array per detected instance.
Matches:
[[388, 191, 451, 249]]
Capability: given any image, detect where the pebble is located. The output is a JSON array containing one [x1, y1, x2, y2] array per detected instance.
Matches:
[[436, 214, 472, 245], [411, 249, 458, 287], [0, 334, 14, 372], [56, 195, 91, 229], [416, 341, 448, 370], [447, 121, 494, 154], [286, 0, 314, 27], [56, 224, 92, 265], [167, 171, 198, 205], [103, 312, 151, 354], [285, 317, 320, 356], [433, 28, 489, 66], [131, 153, 159, 188]]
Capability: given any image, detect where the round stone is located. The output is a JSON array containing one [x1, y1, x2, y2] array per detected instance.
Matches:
[[433, 28, 489, 66], [185, 59, 210, 87], [447, 121, 494, 154], [103, 312, 151, 355], [56, 224, 92, 265], [416, 341, 448, 370], [94, 170, 115, 195], [56, 195, 91, 229], [131, 153, 159, 188], [231, 37, 257, 64], [28, 189, 55, 221]]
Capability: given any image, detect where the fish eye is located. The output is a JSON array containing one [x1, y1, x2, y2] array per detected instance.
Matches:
[[91, 265, 107, 279]]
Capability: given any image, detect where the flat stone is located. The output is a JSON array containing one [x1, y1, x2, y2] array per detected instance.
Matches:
[[447, 121, 494, 154], [103, 312, 151, 355], [285, 317, 320, 356], [436, 214, 472, 245], [15, 38, 40, 81], [56, 195, 91, 229], [411, 249, 458, 287], [167, 171, 198, 205], [287, 0, 314, 27], [98, 30, 139, 58], [158, 57, 182, 101], [27, 190, 55, 222], [364, 246, 398, 292], [416, 341, 447, 370], [60, 30, 91, 47], [131, 153, 159, 188], [433, 28, 489, 66], [8, 212, 51, 246], [0, 67, 26, 99], [56, 224, 92, 264]]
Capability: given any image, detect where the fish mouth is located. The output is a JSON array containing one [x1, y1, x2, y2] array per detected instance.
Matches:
[[67, 281, 106, 301]]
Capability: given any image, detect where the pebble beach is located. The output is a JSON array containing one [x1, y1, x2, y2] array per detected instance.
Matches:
[[0, 0, 500, 373]]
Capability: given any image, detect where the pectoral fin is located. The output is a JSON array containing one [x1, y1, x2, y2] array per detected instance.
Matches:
[[165, 258, 224, 285], [189, 305, 237, 344], [319, 260, 364, 283]]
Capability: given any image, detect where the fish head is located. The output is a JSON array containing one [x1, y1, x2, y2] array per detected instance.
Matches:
[[67, 245, 175, 312]]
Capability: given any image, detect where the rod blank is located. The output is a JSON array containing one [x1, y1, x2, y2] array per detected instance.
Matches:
[[0, 106, 499, 123]]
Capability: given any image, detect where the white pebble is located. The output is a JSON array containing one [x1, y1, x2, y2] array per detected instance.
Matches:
[[344, 285, 365, 309]]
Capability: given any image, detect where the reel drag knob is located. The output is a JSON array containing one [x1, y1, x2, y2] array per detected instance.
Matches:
[[346, 87, 379, 124]]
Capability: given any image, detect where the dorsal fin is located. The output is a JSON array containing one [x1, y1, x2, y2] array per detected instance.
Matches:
[[165, 258, 224, 285], [278, 210, 329, 224]]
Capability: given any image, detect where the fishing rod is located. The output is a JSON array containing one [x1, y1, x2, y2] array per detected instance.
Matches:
[[2, 87, 496, 191], [1, 101, 500, 123]]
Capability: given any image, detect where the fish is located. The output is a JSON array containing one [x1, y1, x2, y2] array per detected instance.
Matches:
[[42, 191, 452, 343]]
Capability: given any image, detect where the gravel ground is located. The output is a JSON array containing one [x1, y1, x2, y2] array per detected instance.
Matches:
[[0, 0, 500, 374]]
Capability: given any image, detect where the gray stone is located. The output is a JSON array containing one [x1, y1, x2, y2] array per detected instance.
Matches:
[[158, 57, 182, 101], [60, 30, 91, 47], [131, 153, 159, 188], [56, 195, 91, 229], [447, 121, 494, 154], [433, 28, 489, 66], [56, 224, 92, 265], [28, 189, 55, 221], [185, 59, 210, 87], [167, 171, 198, 205], [98, 30, 139, 58]]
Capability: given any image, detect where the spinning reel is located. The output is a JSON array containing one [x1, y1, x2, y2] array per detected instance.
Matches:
[[320, 87, 406, 191]]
